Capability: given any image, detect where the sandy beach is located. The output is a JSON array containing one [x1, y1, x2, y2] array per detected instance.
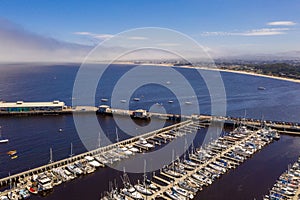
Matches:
[[112, 61, 300, 84], [195, 67, 300, 84]]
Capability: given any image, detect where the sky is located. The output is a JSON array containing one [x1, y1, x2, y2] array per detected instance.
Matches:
[[0, 0, 300, 62]]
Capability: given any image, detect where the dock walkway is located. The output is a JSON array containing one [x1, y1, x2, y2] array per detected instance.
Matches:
[[0, 120, 192, 188], [148, 130, 260, 199]]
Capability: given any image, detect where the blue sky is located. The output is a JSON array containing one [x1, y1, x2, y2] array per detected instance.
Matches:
[[0, 0, 300, 61]]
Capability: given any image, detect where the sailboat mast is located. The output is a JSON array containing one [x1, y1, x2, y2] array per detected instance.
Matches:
[[70, 143, 74, 157], [172, 149, 175, 173], [9, 171, 11, 190], [98, 132, 101, 148], [49, 147, 53, 163], [184, 138, 187, 161], [115, 127, 119, 143]]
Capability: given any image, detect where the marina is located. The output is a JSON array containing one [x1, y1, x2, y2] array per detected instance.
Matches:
[[0, 110, 293, 200], [101, 123, 281, 200], [0, 120, 195, 198], [264, 156, 300, 200]]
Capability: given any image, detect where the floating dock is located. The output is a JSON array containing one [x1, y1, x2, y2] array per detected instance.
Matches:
[[0, 120, 193, 188]]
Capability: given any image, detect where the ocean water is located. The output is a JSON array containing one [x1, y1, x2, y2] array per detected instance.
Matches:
[[0, 64, 300, 199]]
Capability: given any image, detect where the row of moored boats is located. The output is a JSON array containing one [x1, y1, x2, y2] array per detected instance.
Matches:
[[0, 122, 202, 200], [263, 156, 300, 200], [101, 124, 280, 200]]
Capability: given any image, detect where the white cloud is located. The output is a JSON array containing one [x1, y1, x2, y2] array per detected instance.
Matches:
[[74, 33, 149, 41], [73, 31, 92, 36], [267, 21, 296, 26], [127, 36, 148, 40], [157, 43, 180, 47], [73, 32, 114, 40], [201, 28, 290, 37], [93, 34, 114, 40], [241, 28, 289, 36], [201, 31, 232, 36]]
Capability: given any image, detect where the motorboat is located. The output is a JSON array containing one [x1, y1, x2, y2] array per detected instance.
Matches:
[[0, 139, 9, 144], [0, 126, 9, 144], [134, 184, 153, 195], [258, 86, 266, 90], [85, 156, 102, 167], [137, 138, 154, 148], [172, 186, 194, 199], [165, 190, 185, 200]]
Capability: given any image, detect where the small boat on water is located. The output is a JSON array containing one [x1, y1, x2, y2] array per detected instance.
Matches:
[[101, 98, 109, 102], [7, 150, 18, 159], [172, 186, 194, 199], [120, 100, 127, 103], [0, 126, 9, 144], [19, 188, 30, 199], [258, 86, 266, 90], [185, 101, 192, 105], [27, 186, 38, 195], [137, 138, 154, 148], [165, 190, 185, 200], [133, 98, 140, 101], [168, 100, 174, 103], [134, 184, 153, 195], [7, 150, 17, 156], [10, 155, 18, 159], [0, 139, 9, 143]]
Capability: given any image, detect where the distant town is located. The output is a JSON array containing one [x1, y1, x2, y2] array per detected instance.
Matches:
[[128, 58, 300, 80]]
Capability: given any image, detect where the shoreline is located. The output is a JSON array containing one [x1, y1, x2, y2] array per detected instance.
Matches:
[[125, 62, 300, 84], [195, 66, 300, 84], [111, 61, 300, 84]]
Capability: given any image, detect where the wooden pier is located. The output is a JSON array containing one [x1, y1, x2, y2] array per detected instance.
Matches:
[[147, 129, 262, 199], [98, 107, 300, 135], [0, 120, 193, 188]]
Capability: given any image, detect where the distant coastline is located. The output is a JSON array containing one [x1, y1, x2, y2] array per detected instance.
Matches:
[[116, 61, 300, 84], [194, 66, 300, 84]]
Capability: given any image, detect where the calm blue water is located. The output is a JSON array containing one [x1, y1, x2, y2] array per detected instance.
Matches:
[[0, 64, 300, 199]]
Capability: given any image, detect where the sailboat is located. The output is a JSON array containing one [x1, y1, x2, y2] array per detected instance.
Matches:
[[134, 160, 153, 196], [121, 168, 143, 200], [0, 126, 9, 144]]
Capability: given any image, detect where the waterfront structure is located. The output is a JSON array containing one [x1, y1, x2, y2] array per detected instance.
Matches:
[[132, 109, 150, 119], [0, 100, 66, 113], [97, 105, 112, 114]]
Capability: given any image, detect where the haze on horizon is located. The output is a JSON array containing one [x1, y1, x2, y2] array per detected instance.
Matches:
[[0, 0, 300, 63]]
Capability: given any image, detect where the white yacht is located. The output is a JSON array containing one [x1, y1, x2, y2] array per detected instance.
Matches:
[[85, 156, 102, 167], [0, 126, 9, 144], [137, 138, 154, 148], [37, 175, 53, 191], [134, 184, 153, 195], [172, 186, 194, 199], [0, 139, 9, 143]]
